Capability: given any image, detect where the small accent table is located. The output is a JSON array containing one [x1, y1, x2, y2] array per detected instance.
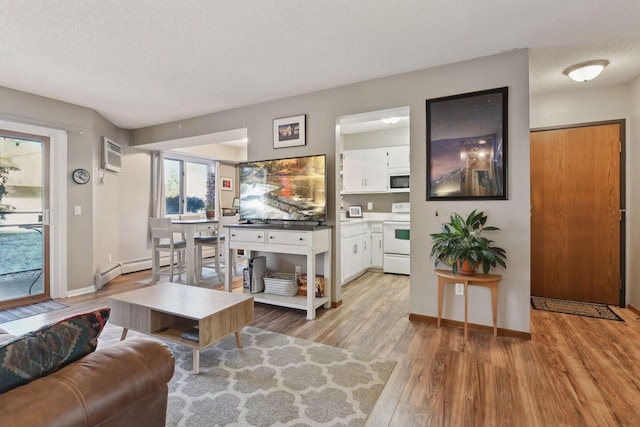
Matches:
[[435, 269, 502, 339]]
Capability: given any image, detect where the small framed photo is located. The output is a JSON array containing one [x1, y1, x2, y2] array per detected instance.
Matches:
[[348, 205, 363, 218], [221, 177, 233, 191], [273, 114, 306, 148]]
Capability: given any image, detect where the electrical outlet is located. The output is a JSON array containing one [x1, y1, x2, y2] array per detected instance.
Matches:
[[108, 253, 112, 262], [367, 202, 373, 210], [295, 266, 301, 274], [455, 283, 464, 296]]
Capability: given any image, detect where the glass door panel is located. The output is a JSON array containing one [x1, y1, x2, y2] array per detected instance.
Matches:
[[0, 131, 49, 308]]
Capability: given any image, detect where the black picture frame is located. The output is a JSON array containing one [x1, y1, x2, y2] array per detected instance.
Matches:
[[426, 87, 508, 200], [273, 114, 306, 148]]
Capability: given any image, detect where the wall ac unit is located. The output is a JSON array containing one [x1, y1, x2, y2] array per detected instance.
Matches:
[[103, 137, 123, 173]]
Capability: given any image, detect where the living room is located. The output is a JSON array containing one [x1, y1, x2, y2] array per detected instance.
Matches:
[[1, 2, 640, 425]]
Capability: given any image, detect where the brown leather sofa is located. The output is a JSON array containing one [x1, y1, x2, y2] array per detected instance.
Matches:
[[0, 337, 175, 427]]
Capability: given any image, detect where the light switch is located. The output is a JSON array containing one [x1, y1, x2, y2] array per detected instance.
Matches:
[[74, 205, 81, 215], [367, 202, 373, 210]]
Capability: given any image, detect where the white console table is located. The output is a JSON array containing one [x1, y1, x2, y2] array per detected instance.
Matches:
[[223, 224, 332, 320]]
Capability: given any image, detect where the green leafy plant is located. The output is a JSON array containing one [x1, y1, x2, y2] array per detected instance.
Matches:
[[429, 210, 507, 275]]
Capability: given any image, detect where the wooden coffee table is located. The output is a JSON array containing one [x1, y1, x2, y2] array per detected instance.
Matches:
[[109, 282, 254, 373]]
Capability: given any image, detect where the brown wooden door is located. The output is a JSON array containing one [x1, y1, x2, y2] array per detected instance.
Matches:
[[530, 122, 624, 305]]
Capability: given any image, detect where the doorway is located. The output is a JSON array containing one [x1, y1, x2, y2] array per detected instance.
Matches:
[[0, 129, 50, 309], [530, 121, 625, 306]]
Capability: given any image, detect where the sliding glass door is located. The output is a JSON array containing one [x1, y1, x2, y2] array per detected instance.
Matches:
[[0, 130, 50, 309]]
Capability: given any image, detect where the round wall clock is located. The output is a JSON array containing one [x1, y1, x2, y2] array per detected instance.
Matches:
[[72, 168, 90, 184]]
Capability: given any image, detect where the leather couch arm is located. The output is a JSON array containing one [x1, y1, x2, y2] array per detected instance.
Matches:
[[0, 337, 175, 427]]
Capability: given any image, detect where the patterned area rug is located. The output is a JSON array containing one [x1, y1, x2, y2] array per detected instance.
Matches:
[[0, 300, 68, 324], [98, 323, 395, 426], [531, 296, 624, 321]]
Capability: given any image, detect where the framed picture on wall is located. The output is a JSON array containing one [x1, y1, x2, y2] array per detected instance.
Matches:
[[221, 177, 233, 191], [426, 87, 508, 200], [273, 114, 306, 148]]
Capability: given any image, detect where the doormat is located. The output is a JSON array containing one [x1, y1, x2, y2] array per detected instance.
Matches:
[[0, 300, 68, 324], [531, 296, 623, 321]]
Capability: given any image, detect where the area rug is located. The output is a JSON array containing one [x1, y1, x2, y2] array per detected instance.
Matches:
[[0, 300, 68, 324], [531, 296, 624, 321], [98, 323, 395, 426]]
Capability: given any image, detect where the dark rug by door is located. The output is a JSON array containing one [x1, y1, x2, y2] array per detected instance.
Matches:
[[531, 296, 623, 321], [0, 300, 69, 324]]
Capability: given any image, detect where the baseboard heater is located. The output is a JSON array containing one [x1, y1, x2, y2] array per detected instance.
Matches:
[[94, 263, 122, 290], [96, 247, 220, 287]]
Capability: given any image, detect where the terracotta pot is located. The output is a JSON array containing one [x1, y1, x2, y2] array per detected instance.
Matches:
[[205, 210, 215, 218], [457, 259, 477, 276]]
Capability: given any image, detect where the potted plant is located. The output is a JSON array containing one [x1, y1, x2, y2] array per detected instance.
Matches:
[[429, 210, 507, 275], [205, 172, 215, 218]]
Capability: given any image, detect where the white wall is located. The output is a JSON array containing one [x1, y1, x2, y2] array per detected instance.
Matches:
[[133, 49, 532, 333], [530, 83, 635, 308]]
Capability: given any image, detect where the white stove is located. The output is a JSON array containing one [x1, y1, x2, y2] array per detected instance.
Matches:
[[383, 203, 410, 275]]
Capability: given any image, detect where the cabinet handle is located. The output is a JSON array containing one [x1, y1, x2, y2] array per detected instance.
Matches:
[[299, 237, 304, 241], [363, 241, 367, 250], [258, 235, 262, 239], [353, 244, 358, 254], [269, 236, 274, 239], [231, 234, 236, 237], [379, 241, 382, 249]]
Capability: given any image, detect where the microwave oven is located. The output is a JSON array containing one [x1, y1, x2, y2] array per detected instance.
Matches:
[[388, 173, 410, 192]]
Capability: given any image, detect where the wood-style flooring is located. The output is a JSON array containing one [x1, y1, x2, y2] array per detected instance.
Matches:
[[2, 270, 639, 426]]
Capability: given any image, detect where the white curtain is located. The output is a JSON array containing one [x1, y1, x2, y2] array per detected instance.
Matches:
[[151, 151, 165, 218]]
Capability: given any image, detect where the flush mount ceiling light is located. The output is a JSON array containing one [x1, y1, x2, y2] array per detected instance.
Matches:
[[381, 117, 401, 125], [563, 60, 609, 82]]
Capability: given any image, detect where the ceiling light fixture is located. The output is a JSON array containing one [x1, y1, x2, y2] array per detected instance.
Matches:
[[381, 117, 400, 125], [563, 60, 609, 82]]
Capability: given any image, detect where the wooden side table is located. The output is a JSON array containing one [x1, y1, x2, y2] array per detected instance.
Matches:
[[435, 269, 502, 339]]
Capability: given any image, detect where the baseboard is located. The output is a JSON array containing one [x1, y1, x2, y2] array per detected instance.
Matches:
[[627, 303, 640, 317], [66, 285, 97, 298], [408, 313, 531, 340]]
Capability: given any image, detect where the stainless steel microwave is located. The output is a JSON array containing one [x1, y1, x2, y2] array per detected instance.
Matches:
[[388, 173, 410, 192]]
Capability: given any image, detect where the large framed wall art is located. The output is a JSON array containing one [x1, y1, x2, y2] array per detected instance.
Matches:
[[426, 87, 508, 200]]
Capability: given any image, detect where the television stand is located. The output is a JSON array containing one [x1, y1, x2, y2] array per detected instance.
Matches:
[[223, 224, 332, 320]]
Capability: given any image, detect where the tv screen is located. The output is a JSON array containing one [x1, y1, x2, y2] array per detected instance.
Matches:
[[239, 154, 327, 222]]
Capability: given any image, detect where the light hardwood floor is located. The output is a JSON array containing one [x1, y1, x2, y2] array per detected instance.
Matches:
[[3, 270, 640, 426]]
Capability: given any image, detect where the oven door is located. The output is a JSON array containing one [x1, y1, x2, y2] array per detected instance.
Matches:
[[383, 221, 410, 255]]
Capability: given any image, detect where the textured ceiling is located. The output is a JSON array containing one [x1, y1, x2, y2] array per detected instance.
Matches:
[[1, 1, 639, 130]]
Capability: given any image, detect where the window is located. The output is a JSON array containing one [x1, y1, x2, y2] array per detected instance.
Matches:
[[163, 156, 213, 215]]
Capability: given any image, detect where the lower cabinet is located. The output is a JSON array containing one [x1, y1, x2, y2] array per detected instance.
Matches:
[[370, 222, 383, 269], [341, 222, 371, 285]]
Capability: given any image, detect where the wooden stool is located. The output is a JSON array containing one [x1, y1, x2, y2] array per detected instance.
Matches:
[[435, 269, 502, 339]]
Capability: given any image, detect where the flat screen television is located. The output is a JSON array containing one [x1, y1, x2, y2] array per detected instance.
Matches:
[[238, 154, 327, 223]]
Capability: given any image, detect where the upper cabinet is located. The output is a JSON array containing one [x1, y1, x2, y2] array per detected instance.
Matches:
[[386, 145, 410, 171], [342, 148, 388, 193]]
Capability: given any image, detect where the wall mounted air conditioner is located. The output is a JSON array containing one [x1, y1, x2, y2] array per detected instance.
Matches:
[[102, 137, 123, 173]]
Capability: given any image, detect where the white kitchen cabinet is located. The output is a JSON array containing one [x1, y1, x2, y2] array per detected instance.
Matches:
[[342, 148, 388, 193], [370, 222, 383, 269], [386, 145, 410, 171], [341, 222, 370, 285]]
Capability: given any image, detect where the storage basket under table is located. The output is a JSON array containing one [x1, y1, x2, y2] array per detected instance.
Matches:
[[263, 272, 298, 297]]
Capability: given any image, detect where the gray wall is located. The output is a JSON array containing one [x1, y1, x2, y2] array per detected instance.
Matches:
[[0, 86, 128, 292], [133, 49, 532, 332]]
